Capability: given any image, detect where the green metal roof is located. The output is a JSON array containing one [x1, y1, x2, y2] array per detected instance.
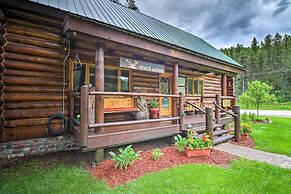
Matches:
[[29, 0, 243, 69]]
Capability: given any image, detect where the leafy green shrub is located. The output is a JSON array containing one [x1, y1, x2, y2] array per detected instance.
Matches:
[[151, 148, 163, 160], [187, 133, 212, 150], [109, 145, 141, 170], [241, 113, 257, 123], [174, 135, 188, 152], [149, 100, 159, 108], [241, 122, 253, 135]]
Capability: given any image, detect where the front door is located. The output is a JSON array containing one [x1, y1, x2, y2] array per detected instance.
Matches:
[[159, 74, 172, 116]]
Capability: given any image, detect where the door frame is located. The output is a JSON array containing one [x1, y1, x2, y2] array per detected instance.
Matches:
[[159, 73, 173, 116]]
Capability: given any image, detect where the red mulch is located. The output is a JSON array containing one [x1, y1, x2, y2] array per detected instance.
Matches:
[[88, 146, 237, 187], [231, 136, 255, 148]]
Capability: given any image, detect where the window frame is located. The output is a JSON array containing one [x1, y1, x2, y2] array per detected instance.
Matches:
[[70, 62, 131, 92], [186, 77, 204, 96]]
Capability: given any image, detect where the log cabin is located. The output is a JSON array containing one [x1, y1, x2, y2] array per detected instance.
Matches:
[[0, 0, 245, 158]]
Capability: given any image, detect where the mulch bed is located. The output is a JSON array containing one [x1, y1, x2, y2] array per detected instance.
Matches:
[[231, 136, 255, 148], [88, 146, 238, 187]]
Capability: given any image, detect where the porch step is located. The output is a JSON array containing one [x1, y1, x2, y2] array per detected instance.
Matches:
[[213, 135, 234, 145], [220, 117, 233, 125], [197, 129, 229, 138]]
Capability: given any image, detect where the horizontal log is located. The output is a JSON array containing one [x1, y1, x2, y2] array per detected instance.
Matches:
[[8, 17, 60, 34], [4, 86, 64, 93], [132, 82, 159, 88], [132, 77, 159, 83], [7, 9, 62, 27], [132, 72, 159, 79], [132, 87, 159, 93], [3, 108, 69, 119], [5, 33, 61, 50], [6, 21, 60, 41], [4, 69, 63, 79], [4, 117, 62, 127], [4, 60, 63, 73], [3, 76, 65, 86], [4, 42, 65, 59], [3, 93, 68, 102], [4, 101, 68, 109], [3, 53, 62, 66]]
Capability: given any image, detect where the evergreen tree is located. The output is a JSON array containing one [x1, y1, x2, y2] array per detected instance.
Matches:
[[221, 33, 291, 102], [126, 0, 139, 11]]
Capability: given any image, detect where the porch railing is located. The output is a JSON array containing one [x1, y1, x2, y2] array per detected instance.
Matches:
[[79, 85, 184, 147]]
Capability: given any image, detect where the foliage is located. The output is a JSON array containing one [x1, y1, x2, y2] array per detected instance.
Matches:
[[174, 135, 188, 152], [151, 148, 163, 160], [2, 159, 291, 194], [174, 131, 212, 152], [186, 133, 212, 150], [149, 100, 159, 109], [109, 145, 141, 170], [241, 113, 270, 124], [239, 80, 276, 116], [252, 117, 291, 156], [126, 0, 139, 11], [240, 122, 253, 135], [239, 101, 291, 110], [109, 0, 121, 5], [221, 33, 291, 102]]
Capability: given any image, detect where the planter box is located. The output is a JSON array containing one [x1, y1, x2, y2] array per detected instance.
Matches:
[[184, 147, 211, 157], [241, 133, 248, 141]]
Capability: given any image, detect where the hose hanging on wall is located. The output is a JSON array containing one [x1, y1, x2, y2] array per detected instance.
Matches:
[[47, 113, 68, 136]]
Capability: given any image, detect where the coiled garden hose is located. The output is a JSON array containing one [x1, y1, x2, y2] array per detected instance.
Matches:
[[47, 113, 68, 136]]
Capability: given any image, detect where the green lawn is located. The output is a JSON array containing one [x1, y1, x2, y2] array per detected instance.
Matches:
[[239, 102, 291, 110], [1, 159, 290, 194], [252, 117, 291, 156]]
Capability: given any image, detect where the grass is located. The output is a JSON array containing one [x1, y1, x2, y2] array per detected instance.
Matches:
[[1, 159, 290, 194], [239, 101, 291, 110], [252, 117, 291, 156]]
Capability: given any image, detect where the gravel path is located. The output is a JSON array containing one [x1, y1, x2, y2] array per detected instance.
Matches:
[[214, 143, 291, 169], [241, 110, 291, 118]]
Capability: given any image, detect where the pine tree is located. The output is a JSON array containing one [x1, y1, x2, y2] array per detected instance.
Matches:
[[126, 0, 139, 12]]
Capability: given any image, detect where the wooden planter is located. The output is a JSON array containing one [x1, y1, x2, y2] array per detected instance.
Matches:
[[241, 133, 248, 141], [184, 147, 212, 157]]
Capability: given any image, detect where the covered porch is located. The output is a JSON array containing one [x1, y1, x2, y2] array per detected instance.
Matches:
[[63, 15, 243, 151]]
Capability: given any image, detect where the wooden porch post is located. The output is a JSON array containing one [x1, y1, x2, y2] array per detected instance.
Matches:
[[95, 43, 104, 132], [221, 74, 227, 96], [80, 85, 89, 147], [215, 94, 221, 124], [179, 92, 184, 130], [172, 63, 178, 123], [206, 107, 213, 141], [233, 105, 241, 142]]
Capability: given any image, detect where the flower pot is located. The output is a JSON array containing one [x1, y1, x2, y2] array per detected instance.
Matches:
[[184, 147, 211, 157], [241, 133, 248, 141], [149, 108, 159, 119]]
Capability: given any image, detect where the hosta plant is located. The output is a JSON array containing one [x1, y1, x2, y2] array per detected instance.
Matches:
[[151, 148, 163, 160], [174, 134, 188, 152], [109, 145, 141, 170]]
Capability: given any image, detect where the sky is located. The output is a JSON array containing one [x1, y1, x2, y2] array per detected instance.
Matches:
[[121, 0, 291, 49]]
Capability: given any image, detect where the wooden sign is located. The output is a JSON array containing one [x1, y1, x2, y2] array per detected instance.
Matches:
[[222, 99, 231, 107], [120, 57, 165, 73]]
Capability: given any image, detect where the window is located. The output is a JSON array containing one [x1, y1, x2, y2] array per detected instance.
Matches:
[[187, 78, 204, 95], [178, 77, 186, 94], [71, 63, 130, 92]]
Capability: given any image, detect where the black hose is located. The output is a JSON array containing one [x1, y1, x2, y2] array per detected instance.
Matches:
[[47, 113, 68, 136]]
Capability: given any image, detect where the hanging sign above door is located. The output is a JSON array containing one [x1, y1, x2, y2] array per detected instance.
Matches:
[[120, 57, 165, 73]]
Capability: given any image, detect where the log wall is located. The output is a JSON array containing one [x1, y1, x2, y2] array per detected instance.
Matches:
[[227, 76, 234, 96], [1, 8, 68, 142]]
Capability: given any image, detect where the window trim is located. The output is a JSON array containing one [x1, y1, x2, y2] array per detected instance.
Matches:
[[186, 77, 204, 96], [70, 61, 131, 92]]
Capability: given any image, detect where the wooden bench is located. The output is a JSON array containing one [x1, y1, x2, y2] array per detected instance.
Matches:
[[104, 97, 139, 114]]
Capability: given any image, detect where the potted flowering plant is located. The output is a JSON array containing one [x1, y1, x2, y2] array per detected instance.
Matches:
[[240, 122, 253, 141], [174, 131, 212, 157], [149, 100, 159, 119]]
